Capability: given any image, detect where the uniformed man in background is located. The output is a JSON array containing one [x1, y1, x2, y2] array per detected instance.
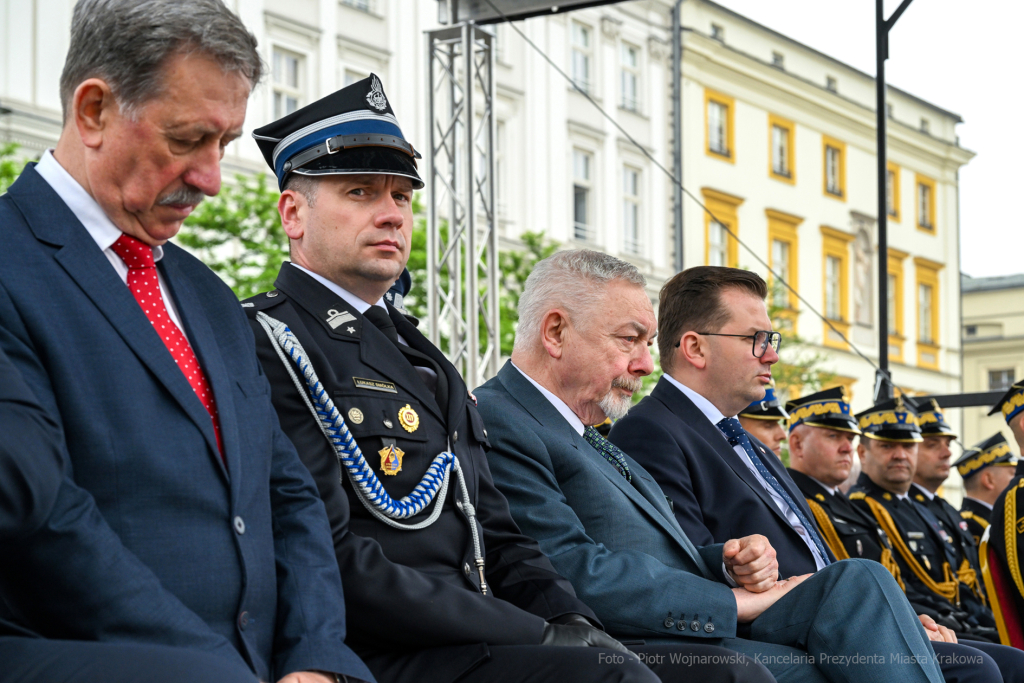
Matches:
[[957, 433, 1018, 545], [242, 76, 651, 683], [908, 400, 996, 636], [785, 388, 904, 584], [849, 398, 997, 642], [988, 380, 1024, 643], [737, 382, 788, 457]]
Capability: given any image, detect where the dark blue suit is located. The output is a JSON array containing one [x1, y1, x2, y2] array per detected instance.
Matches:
[[610, 377, 830, 578], [0, 166, 372, 683]]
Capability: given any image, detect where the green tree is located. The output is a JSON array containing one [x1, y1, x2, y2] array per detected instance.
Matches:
[[177, 173, 287, 300], [0, 143, 28, 194]]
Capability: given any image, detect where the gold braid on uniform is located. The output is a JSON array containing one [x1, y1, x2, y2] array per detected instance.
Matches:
[[956, 559, 986, 606], [806, 499, 850, 560], [879, 547, 906, 591], [863, 496, 959, 603], [962, 511, 990, 532], [1005, 480, 1024, 600]]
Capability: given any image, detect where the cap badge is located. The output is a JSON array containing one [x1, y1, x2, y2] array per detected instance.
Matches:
[[379, 443, 404, 475], [398, 404, 420, 433], [366, 75, 388, 112]]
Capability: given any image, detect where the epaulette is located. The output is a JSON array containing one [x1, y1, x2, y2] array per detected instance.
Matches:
[[241, 289, 287, 313], [849, 491, 866, 500]]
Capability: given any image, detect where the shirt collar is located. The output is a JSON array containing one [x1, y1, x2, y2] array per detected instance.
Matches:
[[662, 373, 730, 425], [964, 496, 993, 511], [895, 492, 910, 501], [35, 150, 164, 262], [511, 363, 586, 436], [291, 264, 386, 315], [808, 475, 838, 496], [911, 483, 936, 500]]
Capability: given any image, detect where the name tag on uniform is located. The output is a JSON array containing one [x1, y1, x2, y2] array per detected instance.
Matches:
[[353, 377, 398, 393]]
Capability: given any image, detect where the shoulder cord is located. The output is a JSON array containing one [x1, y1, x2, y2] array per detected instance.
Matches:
[[256, 312, 487, 593], [1005, 479, 1024, 601], [862, 496, 959, 603], [806, 497, 905, 590]]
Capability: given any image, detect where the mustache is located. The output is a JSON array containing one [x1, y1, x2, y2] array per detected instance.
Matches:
[[157, 185, 206, 207], [612, 376, 644, 393]]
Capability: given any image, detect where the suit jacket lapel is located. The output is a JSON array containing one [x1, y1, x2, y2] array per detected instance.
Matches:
[[652, 379, 796, 528], [496, 363, 711, 575], [11, 168, 226, 477], [391, 309, 460, 431]]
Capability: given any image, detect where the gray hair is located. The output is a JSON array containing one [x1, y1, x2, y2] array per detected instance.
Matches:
[[59, 0, 262, 120], [514, 249, 647, 354]]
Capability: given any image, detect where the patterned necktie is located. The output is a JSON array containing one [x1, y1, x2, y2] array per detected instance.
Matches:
[[110, 234, 222, 457], [716, 417, 830, 566], [583, 426, 632, 483]]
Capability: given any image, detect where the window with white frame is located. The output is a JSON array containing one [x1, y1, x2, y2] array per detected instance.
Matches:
[[771, 239, 790, 309], [918, 283, 934, 343], [708, 100, 727, 156], [990, 369, 1015, 391], [571, 22, 592, 94], [573, 149, 593, 241], [622, 166, 641, 254], [620, 43, 640, 112], [918, 182, 933, 229], [341, 0, 373, 11], [825, 255, 842, 320], [886, 168, 897, 216], [771, 124, 790, 177], [708, 221, 728, 267], [273, 48, 304, 119], [825, 145, 842, 196]]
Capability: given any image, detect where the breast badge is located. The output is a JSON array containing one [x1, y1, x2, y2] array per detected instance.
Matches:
[[379, 443, 404, 475], [398, 404, 419, 433], [348, 407, 364, 424]]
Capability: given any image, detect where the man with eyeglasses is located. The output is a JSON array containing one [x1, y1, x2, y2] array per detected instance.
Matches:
[[610, 267, 826, 573]]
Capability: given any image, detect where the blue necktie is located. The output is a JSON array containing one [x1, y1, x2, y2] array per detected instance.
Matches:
[[583, 426, 632, 483], [716, 417, 831, 566]]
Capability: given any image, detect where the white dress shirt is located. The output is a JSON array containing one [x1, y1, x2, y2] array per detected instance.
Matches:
[[809, 476, 839, 497], [912, 483, 936, 501], [963, 496, 993, 511], [511, 363, 585, 436], [662, 374, 829, 571], [34, 150, 187, 334]]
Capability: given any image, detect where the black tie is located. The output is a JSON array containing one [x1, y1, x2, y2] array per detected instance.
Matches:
[[363, 306, 449, 412]]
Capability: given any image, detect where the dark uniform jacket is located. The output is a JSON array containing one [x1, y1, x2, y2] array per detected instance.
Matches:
[[911, 484, 993, 628], [849, 474, 996, 639], [990, 463, 1024, 635], [244, 264, 597, 677], [788, 470, 898, 569], [960, 497, 993, 548]]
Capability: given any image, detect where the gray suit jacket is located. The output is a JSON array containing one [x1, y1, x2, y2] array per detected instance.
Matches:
[[475, 361, 739, 640]]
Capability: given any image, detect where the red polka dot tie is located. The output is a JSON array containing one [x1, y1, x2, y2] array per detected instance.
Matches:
[[111, 234, 223, 458]]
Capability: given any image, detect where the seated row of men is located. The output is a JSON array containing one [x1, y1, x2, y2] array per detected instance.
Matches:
[[2, 2, 1024, 682]]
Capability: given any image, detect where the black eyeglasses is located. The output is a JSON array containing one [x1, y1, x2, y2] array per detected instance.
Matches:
[[695, 330, 782, 359]]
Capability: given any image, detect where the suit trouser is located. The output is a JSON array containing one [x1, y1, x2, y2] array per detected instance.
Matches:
[[749, 559, 944, 683], [362, 642, 775, 683], [0, 637, 258, 683]]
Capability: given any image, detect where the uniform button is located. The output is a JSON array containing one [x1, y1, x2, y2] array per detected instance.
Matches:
[[266, 291, 278, 298], [233, 516, 246, 535], [238, 611, 249, 630], [456, 500, 464, 510], [383, 418, 394, 429], [464, 563, 472, 575], [483, 429, 488, 438], [453, 431, 459, 443]]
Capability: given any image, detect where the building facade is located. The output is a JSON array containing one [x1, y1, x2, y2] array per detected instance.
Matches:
[[1, 0, 972, 421], [961, 274, 1024, 454]]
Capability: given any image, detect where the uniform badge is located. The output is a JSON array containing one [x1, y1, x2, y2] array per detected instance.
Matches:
[[366, 75, 388, 111], [883, 493, 892, 501], [815, 493, 826, 502], [325, 309, 356, 329], [922, 555, 932, 571], [856, 540, 863, 556], [1017, 516, 1024, 534], [915, 494, 925, 502], [959, 521, 969, 532], [348, 407, 364, 424], [379, 443, 404, 475], [398, 404, 419, 433]]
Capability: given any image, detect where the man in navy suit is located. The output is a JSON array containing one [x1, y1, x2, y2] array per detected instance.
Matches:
[[0, 2, 371, 682], [477, 251, 946, 683]]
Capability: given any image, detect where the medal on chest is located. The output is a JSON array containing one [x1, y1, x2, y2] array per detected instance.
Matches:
[[379, 442, 405, 475]]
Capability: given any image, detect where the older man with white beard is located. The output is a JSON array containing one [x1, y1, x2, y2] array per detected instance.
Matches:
[[475, 250, 948, 683]]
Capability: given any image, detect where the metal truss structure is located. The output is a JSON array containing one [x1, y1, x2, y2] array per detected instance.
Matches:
[[425, 23, 500, 388]]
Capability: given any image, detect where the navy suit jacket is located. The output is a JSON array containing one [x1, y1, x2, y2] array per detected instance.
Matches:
[[610, 377, 834, 578], [476, 362, 740, 641], [0, 345, 63, 539], [0, 166, 372, 682]]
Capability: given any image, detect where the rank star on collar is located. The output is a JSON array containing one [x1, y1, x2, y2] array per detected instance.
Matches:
[[346, 326, 356, 334]]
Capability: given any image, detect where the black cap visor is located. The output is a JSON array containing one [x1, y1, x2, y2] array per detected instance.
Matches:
[[288, 146, 424, 189]]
